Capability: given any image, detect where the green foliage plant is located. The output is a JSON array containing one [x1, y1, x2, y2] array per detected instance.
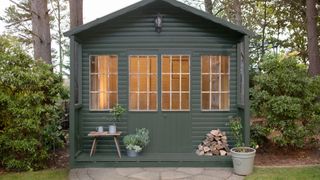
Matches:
[[123, 128, 150, 152], [0, 35, 66, 171], [251, 54, 320, 148], [109, 104, 126, 124]]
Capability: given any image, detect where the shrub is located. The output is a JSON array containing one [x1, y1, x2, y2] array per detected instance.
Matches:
[[123, 128, 150, 152], [251, 54, 320, 147], [0, 36, 66, 171]]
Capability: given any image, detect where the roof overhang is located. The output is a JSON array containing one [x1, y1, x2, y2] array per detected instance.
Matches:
[[64, 0, 254, 37]]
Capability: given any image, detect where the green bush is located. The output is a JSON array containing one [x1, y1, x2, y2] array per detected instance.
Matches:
[[0, 35, 67, 171], [251, 54, 320, 147], [123, 128, 150, 152]]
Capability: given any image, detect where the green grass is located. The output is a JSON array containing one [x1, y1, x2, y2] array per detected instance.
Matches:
[[246, 166, 320, 180], [0, 169, 68, 180]]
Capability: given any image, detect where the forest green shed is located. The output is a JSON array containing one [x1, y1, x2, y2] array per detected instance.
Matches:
[[65, 0, 252, 168]]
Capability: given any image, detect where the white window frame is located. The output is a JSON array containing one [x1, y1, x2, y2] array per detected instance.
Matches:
[[89, 55, 118, 111], [161, 55, 190, 111], [129, 55, 158, 112], [201, 55, 230, 111]]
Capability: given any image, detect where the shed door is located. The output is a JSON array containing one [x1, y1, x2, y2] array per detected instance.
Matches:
[[127, 54, 192, 153]]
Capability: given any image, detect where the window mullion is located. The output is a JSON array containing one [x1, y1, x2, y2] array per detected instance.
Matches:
[[107, 58, 110, 109], [170, 56, 172, 111]]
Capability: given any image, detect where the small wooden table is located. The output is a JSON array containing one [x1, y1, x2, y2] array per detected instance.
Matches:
[[88, 131, 122, 158]]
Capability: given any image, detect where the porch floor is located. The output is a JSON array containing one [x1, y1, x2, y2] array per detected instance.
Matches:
[[74, 152, 232, 167]]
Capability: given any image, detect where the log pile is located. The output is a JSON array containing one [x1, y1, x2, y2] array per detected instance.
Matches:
[[196, 129, 229, 156]]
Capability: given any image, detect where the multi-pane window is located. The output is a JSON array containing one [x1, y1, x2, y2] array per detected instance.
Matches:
[[129, 56, 158, 111], [162, 55, 190, 111], [201, 55, 230, 111], [90, 55, 118, 110]]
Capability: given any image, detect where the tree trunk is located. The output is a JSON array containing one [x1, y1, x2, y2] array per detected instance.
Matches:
[[69, 0, 83, 29], [234, 0, 242, 25], [306, 0, 320, 76], [204, 0, 213, 15], [31, 0, 52, 64]]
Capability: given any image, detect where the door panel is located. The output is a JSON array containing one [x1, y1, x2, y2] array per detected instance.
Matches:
[[127, 52, 191, 153]]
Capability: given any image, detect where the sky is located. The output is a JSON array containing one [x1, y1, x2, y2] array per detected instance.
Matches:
[[0, 0, 141, 33]]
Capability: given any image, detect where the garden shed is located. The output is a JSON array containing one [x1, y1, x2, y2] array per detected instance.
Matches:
[[65, 0, 252, 168]]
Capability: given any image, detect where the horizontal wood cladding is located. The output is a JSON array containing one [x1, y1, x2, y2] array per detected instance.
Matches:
[[77, 1, 239, 154]]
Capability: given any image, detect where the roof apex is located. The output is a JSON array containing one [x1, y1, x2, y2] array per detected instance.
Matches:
[[64, 0, 254, 37]]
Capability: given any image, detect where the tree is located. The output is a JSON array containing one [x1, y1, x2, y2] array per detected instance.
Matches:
[[69, 0, 83, 29], [204, 0, 213, 14], [306, 0, 320, 76], [31, 0, 52, 64]]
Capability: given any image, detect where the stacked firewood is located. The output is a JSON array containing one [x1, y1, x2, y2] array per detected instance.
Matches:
[[196, 129, 229, 156]]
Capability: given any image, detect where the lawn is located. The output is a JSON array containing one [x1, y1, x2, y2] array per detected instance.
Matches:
[[246, 166, 320, 180], [0, 169, 68, 180]]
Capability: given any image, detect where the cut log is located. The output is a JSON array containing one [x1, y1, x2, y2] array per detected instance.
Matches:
[[196, 129, 230, 156]]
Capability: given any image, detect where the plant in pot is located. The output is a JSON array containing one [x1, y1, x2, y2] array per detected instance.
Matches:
[[123, 128, 150, 157], [229, 117, 256, 176], [108, 104, 125, 134]]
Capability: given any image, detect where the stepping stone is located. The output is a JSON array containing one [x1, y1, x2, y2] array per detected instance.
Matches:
[[129, 171, 160, 180], [203, 168, 233, 179], [161, 170, 192, 179], [116, 168, 144, 176], [176, 168, 204, 175], [192, 175, 223, 180]]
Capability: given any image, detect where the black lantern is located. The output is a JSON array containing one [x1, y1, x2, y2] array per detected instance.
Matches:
[[154, 14, 162, 33]]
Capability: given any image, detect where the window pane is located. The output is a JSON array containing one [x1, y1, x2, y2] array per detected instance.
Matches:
[[181, 56, 189, 73], [221, 56, 229, 74], [202, 93, 210, 110], [139, 75, 147, 91], [99, 92, 108, 109], [162, 56, 170, 73], [221, 75, 229, 91], [150, 56, 157, 73], [211, 93, 219, 109], [139, 93, 147, 110], [130, 93, 138, 110], [181, 75, 189, 91], [130, 75, 138, 91], [162, 75, 170, 91], [211, 75, 219, 91], [181, 93, 189, 110], [150, 75, 157, 91], [202, 75, 210, 91], [99, 56, 108, 74], [110, 56, 118, 73], [149, 93, 157, 110], [172, 93, 180, 110], [140, 56, 148, 73], [172, 57, 180, 73], [221, 93, 229, 109], [202, 56, 210, 73], [110, 75, 117, 91], [110, 93, 117, 108], [91, 75, 99, 91], [91, 93, 99, 110], [211, 56, 220, 73], [172, 75, 180, 91], [100, 75, 108, 91], [90, 57, 98, 73], [162, 93, 170, 110], [130, 56, 139, 73]]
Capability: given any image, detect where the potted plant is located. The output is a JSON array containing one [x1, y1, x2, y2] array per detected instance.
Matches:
[[123, 128, 150, 157], [108, 104, 125, 134], [229, 117, 256, 176]]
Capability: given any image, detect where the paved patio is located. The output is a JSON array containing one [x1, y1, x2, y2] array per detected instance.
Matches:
[[69, 167, 244, 180]]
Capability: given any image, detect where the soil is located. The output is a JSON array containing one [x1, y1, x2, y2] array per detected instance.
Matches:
[[254, 143, 320, 166]]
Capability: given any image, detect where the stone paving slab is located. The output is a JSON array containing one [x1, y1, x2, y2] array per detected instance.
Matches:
[[69, 167, 244, 180]]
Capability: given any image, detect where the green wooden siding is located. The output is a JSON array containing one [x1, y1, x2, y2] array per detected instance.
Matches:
[[73, 0, 243, 164]]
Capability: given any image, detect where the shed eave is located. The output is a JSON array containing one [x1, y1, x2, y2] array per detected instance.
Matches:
[[64, 0, 254, 37]]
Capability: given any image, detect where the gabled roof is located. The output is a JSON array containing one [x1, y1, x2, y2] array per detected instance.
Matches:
[[64, 0, 254, 37]]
